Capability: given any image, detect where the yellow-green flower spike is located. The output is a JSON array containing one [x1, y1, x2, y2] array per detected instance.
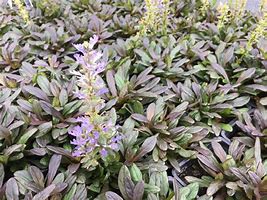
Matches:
[[247, 13, 267, 51], [217, 2, 231, 30], [13, 0, 30, 23]]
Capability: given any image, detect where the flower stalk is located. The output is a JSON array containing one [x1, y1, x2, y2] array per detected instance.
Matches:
[[69, 36, 121, 169]]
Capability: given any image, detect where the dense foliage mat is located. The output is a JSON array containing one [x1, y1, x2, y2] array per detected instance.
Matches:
[[0, 0, 267, 199]]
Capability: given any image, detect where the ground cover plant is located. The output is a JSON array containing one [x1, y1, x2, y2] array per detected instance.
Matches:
[[0, 0, 266, 199]]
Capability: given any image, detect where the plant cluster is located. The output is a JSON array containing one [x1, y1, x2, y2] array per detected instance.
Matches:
[[0, 0, 266, 200]]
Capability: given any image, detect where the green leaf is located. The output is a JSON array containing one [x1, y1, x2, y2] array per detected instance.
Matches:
[[144, 184, 160, 193], [37, 122, 53, 138], [177, 148, 196, 158], [130, 101, 144, 114], [115, 74, 125, 91], [59, 89, 68, 106], [18, 128, 38, 144], [130, 164, 142, 182], [220, 123, 233, 132], [170, 45, 181, 60], [134, 49, 151, 63], [63, 100, 83, 116], [63, 183, 77, 200], [186, 183, 199, 199], [37, 75, 51, 95]]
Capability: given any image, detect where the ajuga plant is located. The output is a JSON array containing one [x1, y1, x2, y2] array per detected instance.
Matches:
[[69, 35, 121, 170], [1, 0, 267, 199], [188, 137, 267, 200]]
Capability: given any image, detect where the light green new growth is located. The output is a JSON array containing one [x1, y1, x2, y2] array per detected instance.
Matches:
[[13, 0, 30, 23]]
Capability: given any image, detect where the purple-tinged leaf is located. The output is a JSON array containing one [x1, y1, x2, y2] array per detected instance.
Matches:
[[47, 154, 62, 186], [118, 165, 132, 200], [17, 99, 32, 112], [40, 101, 64, 121], [133, 181, 145, 200], [50, 183, 68, 195], [32, 184, 56, 200], [135, 67, 153, 87], [211, 63, 229, 82], [245, 84, 267, 92], [137, 77, 160, 93], [46, 146, 75, 161], [23, 86, 50, 102], [236, 68, 256, 84], [132, 135, 158, 162], [131, 114, 149, 123], [197, 154, 220, 173], [192, 82, 201, 98], [5, 178, 19, 200], [223, 47, 234, 65], [231, 96, 250, 107], [211, 141, 226, 163], [105, 192, 123, 200], [255, 137, 262, 165], [229, 168, 249, 183], [68, 163, 80, 174], [29, 166, 44, 188], [8, 121, 24, 131], [106, 70, 117, 97], [248, 171, 261, 185], [146, 103, 155, 121], [206, 180, 224, 196], [25, 148, 46, 156], [125, 177, 134, 199]]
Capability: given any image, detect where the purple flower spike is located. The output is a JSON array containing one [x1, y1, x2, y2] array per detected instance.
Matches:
[[68, 126, 82, 137], [93, 62, 106, 76], [110, 143, 118, 150], [89, 35, 99, 49], [74, 54, 87, 66], [73, 91, 86, 99], [70, 137, 87, 146], [93, 131, 100, 139], [96, 87, 109, 96], [100, 148, 108, 157], [90, 51, 103, 63], [73, 43, 86, 54], [72, 150, 83, 157]]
